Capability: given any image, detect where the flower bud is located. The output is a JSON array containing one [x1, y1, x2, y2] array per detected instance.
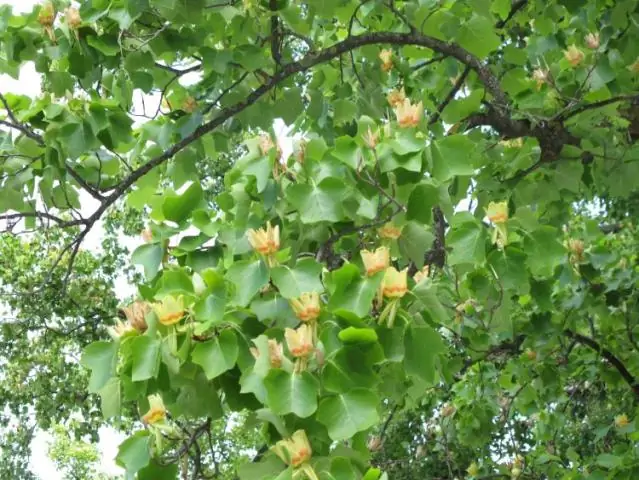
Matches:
[[413, 265, 430, 284], [564, 45, 585, 67], [386, 87, 406, 108], [441, 403, 456, 417], [615, 414, 630, 428], [120, 301, 150, 333], [38, 2, 56, 27], [379, 49, 393, 72], [525, 349, 537, 361], [378, 222, 402, 240], [65, 7, 82, 30], [367, 436, 382, 452], [362, 128, 379, 149], [585, 32, 599, 49]]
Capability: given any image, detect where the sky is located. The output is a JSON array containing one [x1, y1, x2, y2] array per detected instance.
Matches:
[[1, 0, 127, 478]]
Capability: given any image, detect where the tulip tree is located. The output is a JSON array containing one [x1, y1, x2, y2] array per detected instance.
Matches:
[[1, 0, 639, 479]]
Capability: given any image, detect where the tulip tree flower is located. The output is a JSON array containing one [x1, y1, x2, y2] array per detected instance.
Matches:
[[38, 1, 56, 42], [394, 98, 423, 128], [120, 300, 150, 333], [386, 87, 406, 108], [532, 68, 548, 89], [382, 267, 408, 299], [379, 49, 393, 72], [615, 414, 630, 428], [361, 247, 390, 276], [65, 7, 81, 30], [152, 295, 185, 326], [486, 201, 509, 248], [378, 222, 402, 240], [585, 32, 600, 49], [290, 292, 321, 322], [564, 45, 585, 66], [413, 265, 430, 285], [142, 394, 167, 425], [250, 339, 284, 369], [107, 320, 137, 340], [285, 324, 314, 359], [271, 430, 319, 479], [247, 221, 280, 266]]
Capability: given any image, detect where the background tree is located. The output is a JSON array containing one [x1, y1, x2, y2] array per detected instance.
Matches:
[[0, 0, 638, 479]]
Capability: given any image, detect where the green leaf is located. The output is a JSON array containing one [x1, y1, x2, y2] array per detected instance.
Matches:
[[286, 178, 346, 223], [138, 462, 179, 480], [447, 220, 487, 265], [333, 99, 358, 125], [317, 389, 380, 441], [524, 226, 565, 277], [131, 243, 163, 280], [429, 135, 476, 181], [193, 287, 226, 325], [192, 330, 239, 380], [162, 182, 203, 223], [404, 325, 445, 384], [596, 453, 622, 469], [271, 258, 324, 298], [99, 377, 121, 419], [457, 14, 501, 58], [398, 222, 434, 268], [264, 370, 319, 418], [323, 347, 378, 393], [116, 433, 151, 474], [407, 182, 439, 224], [331, 136, 359, 169], [328, 264, 383, 322], [81, 341, 118, 393], [226, 260, 269, 307], [412, 281, 450, 325], [488, 247, 530, 294], [131, 336, 161, 382]]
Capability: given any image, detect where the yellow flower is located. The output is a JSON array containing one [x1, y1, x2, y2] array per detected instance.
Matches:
[[585, 32, 600, 49], [615, 414, 630, 428], [486, 201, 509, 224], [290, 292, 321, 322], [467, 462, 480, 477], [38, 1, 55, 26], [120, 301, 150, 333], [413, 265, 430, 284], [182, 96, 197, 113], [361, 247, 390, 276], [284, 324, 314, 358], [152, 295, 185, 326], [362, 128, 379, 149], [386, 87, 406, 108], [250, 339, 284, 369], [629, 58, 639, 74], [142, 394, 167, 425], [564, 45, 585, 67], [378, 222, 402, 240], [271, 430, 312, 468], [568, 238, 585, 263], [379, 49, 393, 72], [441, 403, 455, 417], [106, 320, 136, 340], [394, 99, 423, 128], [382, 267, 408, 299], [532, 68, 548, 89], [247, 222, 280, 256], [65, 7, 81, 29], [367, 436, 382, 452]]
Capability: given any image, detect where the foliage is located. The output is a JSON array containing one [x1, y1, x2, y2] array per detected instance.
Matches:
[[1, 0, 639, 479]]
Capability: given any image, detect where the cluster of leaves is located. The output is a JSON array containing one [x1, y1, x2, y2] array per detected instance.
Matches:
[[0, 0, 639, 479]]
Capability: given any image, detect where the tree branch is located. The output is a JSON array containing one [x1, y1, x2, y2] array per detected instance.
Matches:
[[495, 0, 528, 29], [564, 329, 639, 402], [558, 94, 639, 121]]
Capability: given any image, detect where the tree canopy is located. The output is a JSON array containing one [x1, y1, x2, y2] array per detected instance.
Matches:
[[1, 0, 639, 479]]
